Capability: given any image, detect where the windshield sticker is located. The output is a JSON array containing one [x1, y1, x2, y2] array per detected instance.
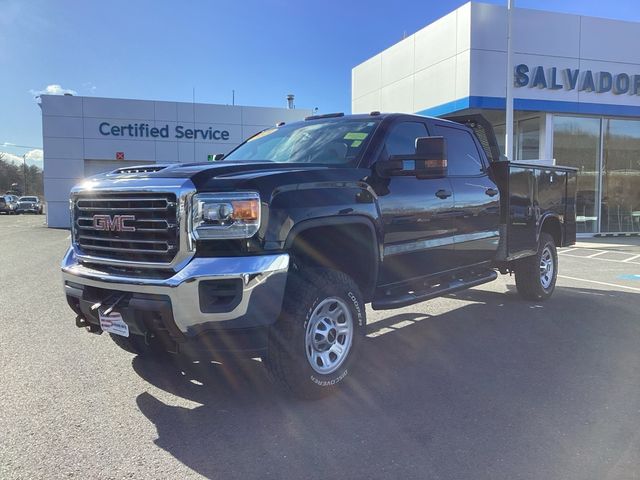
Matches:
[[344, 132, 368, 141], [247, 128, 276, 142], [351, 140, 363, 147]]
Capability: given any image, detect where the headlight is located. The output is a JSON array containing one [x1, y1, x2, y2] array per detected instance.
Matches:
[[191, 192, 261, 239]]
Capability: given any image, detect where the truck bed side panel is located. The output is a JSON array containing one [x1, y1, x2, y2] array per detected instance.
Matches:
[[492, 162, 577, 260], [507, 166, 538, 257]]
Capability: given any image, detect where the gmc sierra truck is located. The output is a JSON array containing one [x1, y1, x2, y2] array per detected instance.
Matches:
[[61, 112, 577, 398]]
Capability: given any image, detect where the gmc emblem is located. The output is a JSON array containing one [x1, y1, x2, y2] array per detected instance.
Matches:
[[92, 214, 136, 232]]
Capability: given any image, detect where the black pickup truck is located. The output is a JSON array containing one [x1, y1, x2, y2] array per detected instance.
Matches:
[[61, 112, 576, 398]]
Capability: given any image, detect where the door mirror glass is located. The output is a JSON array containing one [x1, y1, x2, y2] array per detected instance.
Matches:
[[376, 136, 448, 179]]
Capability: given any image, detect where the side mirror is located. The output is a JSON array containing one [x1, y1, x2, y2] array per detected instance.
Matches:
[[212, 153, 225, 161], [376, 136, 448, 179]]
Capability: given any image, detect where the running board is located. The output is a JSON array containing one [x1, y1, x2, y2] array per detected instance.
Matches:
[[372, 270, 498, 310]]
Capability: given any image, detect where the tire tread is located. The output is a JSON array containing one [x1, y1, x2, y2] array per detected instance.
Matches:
[[514, 232, 557, 301], [265, 268, 363, 399]]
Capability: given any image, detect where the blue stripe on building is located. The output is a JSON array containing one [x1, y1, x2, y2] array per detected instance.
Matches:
[[417, 96, 640, 118]]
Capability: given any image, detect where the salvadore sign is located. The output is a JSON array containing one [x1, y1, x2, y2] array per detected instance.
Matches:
[[98, 122, 231, 141], [514, 64, 640, 95]]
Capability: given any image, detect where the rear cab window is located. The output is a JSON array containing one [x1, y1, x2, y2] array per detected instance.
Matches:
[[432, 124, 486, 176]]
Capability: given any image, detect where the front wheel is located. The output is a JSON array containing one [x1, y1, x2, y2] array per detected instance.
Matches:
[[265, 269, 365, 399], [514, 232, 558, 301]]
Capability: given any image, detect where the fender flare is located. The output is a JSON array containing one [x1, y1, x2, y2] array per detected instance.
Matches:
[[538, 213, 563, 246], [284, 215, 381, 299]]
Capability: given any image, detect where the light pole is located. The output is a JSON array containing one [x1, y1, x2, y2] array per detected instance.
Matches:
[[505, 0, 515, 161], [22, 154, 27, 195]]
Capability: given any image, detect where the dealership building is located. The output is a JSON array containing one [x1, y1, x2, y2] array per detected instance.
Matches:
[[352, 2, 640, 235], [40, 95, 310, 227]]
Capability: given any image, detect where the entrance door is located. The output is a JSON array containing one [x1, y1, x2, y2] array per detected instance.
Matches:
[[553, 116, 601, 233], [600, 119, 640, 233]]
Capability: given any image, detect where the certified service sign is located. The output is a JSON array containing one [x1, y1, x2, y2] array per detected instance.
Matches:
[[98, 122, 231, 141]]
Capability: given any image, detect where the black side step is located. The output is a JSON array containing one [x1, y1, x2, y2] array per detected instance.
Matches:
[[371, 270, 498, 311]]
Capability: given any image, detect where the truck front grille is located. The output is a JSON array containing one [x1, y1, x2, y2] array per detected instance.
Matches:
[[73, 193, 178, 264]]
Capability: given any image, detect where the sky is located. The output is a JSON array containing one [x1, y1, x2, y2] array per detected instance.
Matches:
[[2, 0, 640, 168]]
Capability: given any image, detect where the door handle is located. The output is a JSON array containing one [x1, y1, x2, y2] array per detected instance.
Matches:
[[435, 189, 452, 199], [485, 188, 498, 197]]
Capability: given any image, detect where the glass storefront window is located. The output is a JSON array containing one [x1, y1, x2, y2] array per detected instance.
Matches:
[[517, 117, 540, 160], [553, 116, 601, 233], [601, 119, 640, 232], [490, 115, 539, 161]]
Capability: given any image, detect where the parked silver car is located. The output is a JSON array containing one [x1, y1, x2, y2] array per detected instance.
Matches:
[[16, 196, 44, 214], [0, 195, 19, 214]]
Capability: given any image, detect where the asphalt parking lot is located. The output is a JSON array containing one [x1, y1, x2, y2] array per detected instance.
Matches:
[[1, 214, 640, 480]]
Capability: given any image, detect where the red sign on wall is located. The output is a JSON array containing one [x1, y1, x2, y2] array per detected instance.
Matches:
[[116, 152, 125, 160]]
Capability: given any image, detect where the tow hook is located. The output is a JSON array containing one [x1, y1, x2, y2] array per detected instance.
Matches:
[[90, 292, 128, 316], [145, 330, 179, 355], [75, 315, 102, 334]]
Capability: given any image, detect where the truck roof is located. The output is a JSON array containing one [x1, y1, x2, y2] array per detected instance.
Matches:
[[302, 111, 458, 125]]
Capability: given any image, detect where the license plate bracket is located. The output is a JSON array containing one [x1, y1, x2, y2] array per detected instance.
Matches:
[[98, 310, 130, 337]]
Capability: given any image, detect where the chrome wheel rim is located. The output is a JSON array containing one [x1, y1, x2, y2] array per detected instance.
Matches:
[[305, 297, 354, 375], [539, 246, 554, 289]]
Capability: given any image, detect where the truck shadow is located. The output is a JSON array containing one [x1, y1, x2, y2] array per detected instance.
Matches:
[[133, 285, 640, 480]]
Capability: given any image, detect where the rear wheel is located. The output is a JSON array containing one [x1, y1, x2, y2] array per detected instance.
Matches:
[[265, 269, 365, 399], [514, 232, 558, 301]]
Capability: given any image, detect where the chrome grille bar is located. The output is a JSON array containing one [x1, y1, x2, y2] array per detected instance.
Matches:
[[77, 216, 171, 224], [76, 234, 174, 245], [76, 197, 173, 204], [75, 206, 170, 211], [79, 244, 173, 254]]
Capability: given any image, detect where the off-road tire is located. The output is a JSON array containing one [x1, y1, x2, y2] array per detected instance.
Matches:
[[514, 232, 558, 301], [265, 268, 365, 399]]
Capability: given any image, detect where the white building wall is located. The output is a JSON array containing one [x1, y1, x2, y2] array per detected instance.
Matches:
[[41, 95, 310, 228], [352, 1, 640, 115], [352, 3, 472, 114]]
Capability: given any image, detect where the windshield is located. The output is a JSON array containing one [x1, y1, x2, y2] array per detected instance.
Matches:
[[20, 197, 37, 202], [224, 118, 379, 165]]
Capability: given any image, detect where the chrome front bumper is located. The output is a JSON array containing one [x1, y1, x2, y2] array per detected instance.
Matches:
[[61, 247, 290, 335]]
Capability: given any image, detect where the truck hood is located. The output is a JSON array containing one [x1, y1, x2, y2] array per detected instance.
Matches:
[[81, 162, 370, 193], [151, 161, 331, 185]]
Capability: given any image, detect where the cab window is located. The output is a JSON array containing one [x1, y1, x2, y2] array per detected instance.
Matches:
[[433, 125, 485, 176]]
